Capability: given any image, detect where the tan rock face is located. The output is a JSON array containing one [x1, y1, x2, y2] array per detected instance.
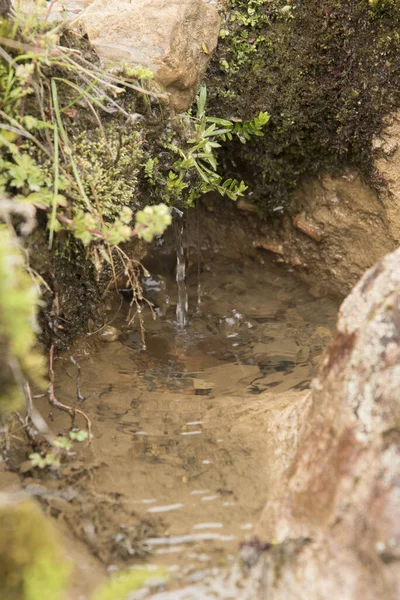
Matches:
[[374, 112, 400, 243], [256, 246, 400, 599], [234, 168, 394, 297], [79, 0, 220, 111]]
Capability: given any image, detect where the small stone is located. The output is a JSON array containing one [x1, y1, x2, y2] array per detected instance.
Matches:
[[252, 340, 299, 365], [312, 326, 333, 339], [372, 135, 384, 150], [99, 325, 119, 342], [236, 198, 258, 213], [253, 240, 285, 255], [293, 212, 324, 242], [193, 378, 215, 392]]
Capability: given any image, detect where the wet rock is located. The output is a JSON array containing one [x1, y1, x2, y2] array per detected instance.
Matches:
[[80, 0, 220, 111], [256, 246, 400, 599], [252, 340, 299, 365], [311, 326, 332, 339], [98, 325, 119, 342]]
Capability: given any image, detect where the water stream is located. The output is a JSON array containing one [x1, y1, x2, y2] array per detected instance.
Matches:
[[175, 223, 188, 329], [30, 254, 340, 597]]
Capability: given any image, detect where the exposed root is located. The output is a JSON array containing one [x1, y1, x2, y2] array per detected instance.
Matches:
[[48, 345, 92, 440], [69, 354, 85, 402]]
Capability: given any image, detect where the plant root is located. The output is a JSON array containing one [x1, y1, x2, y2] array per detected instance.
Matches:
[[48, 345, 92, 440]]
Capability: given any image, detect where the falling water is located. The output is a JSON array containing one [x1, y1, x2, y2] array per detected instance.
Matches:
[[176, 223, 188, 328], [196, 199, 202, 312]]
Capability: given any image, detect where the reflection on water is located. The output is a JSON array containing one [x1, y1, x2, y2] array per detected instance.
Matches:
[[52, 257, 339, 593]]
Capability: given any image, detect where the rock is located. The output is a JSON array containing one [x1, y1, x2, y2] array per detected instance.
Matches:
[[0, 0, 11, 16], [80, 0, 220, 111], [252, 240, 284, 255], [252, 340, 299, 365], [255, 246, 400, 599], [98, 325, 119, 342], [375, 111, 400, 243], [293, 211, 323, 242], [237, 198, 258, 213]]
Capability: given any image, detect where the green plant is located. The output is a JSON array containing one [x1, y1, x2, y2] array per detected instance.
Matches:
[[28, 428, 91, 470], [217, 0, 293, 76], [145, 84, 269, 206], [53, 436, 73, 450], [93, 568, 166, 600], [0, 495, 166, 600], [0, 2, 171, 252], [29, 452, 60, 469], [207, 0, 400, 213], [69, 429, 88, 442], [0, 499, 71, 600], [0, 2, 174, 377], [0, 224, 44, 415]]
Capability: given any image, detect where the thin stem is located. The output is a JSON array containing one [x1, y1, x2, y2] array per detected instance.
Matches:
[[51, 78, 93, 213], [48, 121, 59, 248]]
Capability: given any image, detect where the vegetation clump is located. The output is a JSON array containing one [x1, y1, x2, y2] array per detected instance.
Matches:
[[143, 83, 269, 206], [0, 226, 44, 416], [208, 0, 400, 213], [0, 499, 71, 600]]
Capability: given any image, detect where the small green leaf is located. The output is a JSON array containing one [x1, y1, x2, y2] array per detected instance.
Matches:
[[196, 84, 207, 118], [53, 437, 73, 451], [69, 429, 89, 442]]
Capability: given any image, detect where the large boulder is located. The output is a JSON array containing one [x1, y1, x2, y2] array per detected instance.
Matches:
[[79, 0, 220, 111], [255, 245, 400, 599]]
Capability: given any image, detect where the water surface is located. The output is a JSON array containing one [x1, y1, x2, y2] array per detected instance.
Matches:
[[42, 256, 339, 594]]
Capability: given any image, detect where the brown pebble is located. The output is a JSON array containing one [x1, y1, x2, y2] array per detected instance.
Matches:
[[253, 240, 284, 255], [99, 326, 119, 342], [293, 212, 324, 242]]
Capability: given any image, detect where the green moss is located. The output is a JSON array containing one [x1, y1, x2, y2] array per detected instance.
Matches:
[[0, 499, 71, 600], [208, 0, 400, 214], [71, 124, 143, 220], [0, 226, 44, 415], [93, 568, 166, 600]]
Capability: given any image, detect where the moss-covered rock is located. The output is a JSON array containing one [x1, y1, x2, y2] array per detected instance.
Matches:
[[207, 0, 400, 213], [0, 498, 70, 600]]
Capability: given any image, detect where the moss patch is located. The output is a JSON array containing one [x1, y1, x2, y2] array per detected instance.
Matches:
[[207, 0, 400, 213], [0, 499, 70, 600]]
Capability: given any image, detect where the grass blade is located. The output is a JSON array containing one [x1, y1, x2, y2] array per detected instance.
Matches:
[[48, 121, 58, 249], [51, 78, 93, 213]]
